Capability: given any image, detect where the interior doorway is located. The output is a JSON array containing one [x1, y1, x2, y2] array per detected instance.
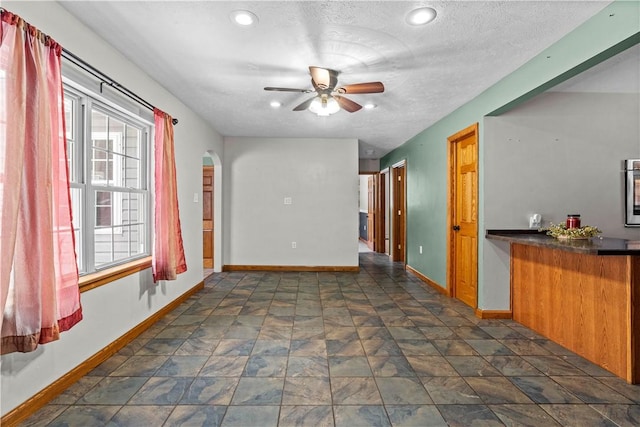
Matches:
[[203, 165, 214, 269], [447, 123, 479, 308], [391, 161, 406, 264], [358, 173, 375, 252]]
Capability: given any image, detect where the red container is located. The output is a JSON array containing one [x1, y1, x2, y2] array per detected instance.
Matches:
[[566, 214, 581, 229]]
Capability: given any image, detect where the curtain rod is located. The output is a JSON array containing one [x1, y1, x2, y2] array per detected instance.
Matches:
[[0, 7, 178, 126]]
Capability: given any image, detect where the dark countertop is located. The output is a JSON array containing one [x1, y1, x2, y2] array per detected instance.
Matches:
[[486, 229, 640, 256]]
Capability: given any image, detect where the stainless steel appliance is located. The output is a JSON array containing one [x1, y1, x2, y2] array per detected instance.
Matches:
[[625, 159, 640, 226]]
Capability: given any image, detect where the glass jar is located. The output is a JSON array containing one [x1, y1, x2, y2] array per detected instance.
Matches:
[[566, 214, 581, 229]]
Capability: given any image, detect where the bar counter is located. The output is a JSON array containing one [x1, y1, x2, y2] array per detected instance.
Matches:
[[486, 229, 640, 383]]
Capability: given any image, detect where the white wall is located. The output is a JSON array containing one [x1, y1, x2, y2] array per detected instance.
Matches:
[[1, 1, 224, 416], [480, 90, 640, 310], [223, 137, 359, 267]]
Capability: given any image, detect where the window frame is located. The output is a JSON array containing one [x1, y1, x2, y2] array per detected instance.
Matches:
[[64, 82, 152, 279]]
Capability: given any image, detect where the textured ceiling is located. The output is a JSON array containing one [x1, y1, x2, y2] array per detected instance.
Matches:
[[59, 1, 612, 159]]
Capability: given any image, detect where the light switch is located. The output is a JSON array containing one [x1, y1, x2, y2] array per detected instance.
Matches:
[[193, 193, 199, 203]]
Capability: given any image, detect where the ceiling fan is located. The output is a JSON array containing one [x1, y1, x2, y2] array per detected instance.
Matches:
[[264, 66, 384, 114]]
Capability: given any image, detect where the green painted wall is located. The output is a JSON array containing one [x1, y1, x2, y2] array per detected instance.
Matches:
[[381, 0, 640, 306]]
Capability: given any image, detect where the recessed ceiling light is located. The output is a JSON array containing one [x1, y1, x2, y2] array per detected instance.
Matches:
[[406, 7, 437, 26], [270, 101, 281, 108], [364, 103, 377, 110], [230, 10, 258, 26]]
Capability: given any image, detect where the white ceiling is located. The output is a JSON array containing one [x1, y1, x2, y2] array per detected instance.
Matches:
[[59, 1, 612, 159]]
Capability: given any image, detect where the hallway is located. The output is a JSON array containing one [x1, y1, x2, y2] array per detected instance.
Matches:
[[22, 253, 640, 426]]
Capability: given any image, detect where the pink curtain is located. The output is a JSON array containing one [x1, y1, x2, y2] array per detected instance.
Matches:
[[0, 10, 82, 354], [152, 109, 187, 281]]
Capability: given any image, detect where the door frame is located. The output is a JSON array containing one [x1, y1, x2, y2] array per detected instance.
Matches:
[[447, 123, 479, 301], [391, 160, 407, 264]]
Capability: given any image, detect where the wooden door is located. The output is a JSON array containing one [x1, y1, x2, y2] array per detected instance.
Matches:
[[448, 124, 478, 308], [392, 164, 406, 263], [203, 166, 214, 268], [367, 176, 375, 249], [374, 173, 385, 253]]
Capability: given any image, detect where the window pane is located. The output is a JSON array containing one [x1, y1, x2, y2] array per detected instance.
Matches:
[[126, 125, 140, 158], [128, 193, 145, 224], [64, 97, 77, 183], [95, 191, 112, 227], [125, 157, 140, 189], [110, 119, 126, 155], [113, 226, 129, 262], [64, 98, 74, 140], [91, 110, 109, 150], [94, 228, 113, 267], [111, 153, 126, 188], [70, 187, 83, 271], [92, 148, 110, 183], [130, 223, 145, 256]]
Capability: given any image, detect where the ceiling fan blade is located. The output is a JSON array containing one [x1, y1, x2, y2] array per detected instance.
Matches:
[[309, 66, 338, 90], [337, 82, 385, 94], [293, 96, 317, 111], [334, 95, 362, 113], [264, 87, 313, 93]]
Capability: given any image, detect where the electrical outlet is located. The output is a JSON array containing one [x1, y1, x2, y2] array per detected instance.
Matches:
[[291, 241, 297, 249], [193, 192, 199, 203], [284, 197, 292, 205], [419, 245, 423, 254]]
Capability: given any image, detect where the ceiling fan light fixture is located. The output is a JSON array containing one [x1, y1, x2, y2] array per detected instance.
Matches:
[[309, 96, 340, 116], [364, 103, 377, 110], [406, 7, 437, 25], [230, 10, 258, 26], [270, 101, 281, 108]]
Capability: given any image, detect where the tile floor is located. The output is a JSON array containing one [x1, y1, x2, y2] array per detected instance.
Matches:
[[21, 252, 640, 426]]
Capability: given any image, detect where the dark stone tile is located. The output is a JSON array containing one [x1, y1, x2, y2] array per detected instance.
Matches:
[[231, 377, 284, 405], [502, 339, 553, 356], [328, 356, 373, 377], [485, 356, 544, 376], [376, 377, 432, 405], [326, 339, 365, 356], [330, 377, 383, 404], [279, 406, 334, 427], [437, 404, 503, 427], [212, 339, 255, 356], [290, 339, 327, 356], [165, 405, 227, 427], [282, 377, 332, 405], [200, 355, 248, 376], [406, 355, 458, 376], [421, 376, 481, 404], [465, 339, 514, 356], [599, 377, 640, 403], [509, 376, 582, 404], [362, 339, 403, 356], [489, 404, 562, 426], [180, 377, 239, 404], [47, 406, 120, 427], [590, 404, 640, 427], [107, 405, 173, 427], [110, 355, 168, 377], [396, 339, 440, 356], [333, 405, 391, 427], [385, 405, 447, 426], [540, 404, 619, 426], [128, 377, 192, 405], [551, 376, 633, 404], [20, 405, 68, 427], [77, 376, 147, 405], [155, 355, 208, 377], [465, 377, 533, 404], [287, 356, 329, 377], [433, 340, 478, 356], [446, 355, 502, 377], [221, 405, 280, 427], [243, 355, 288, 377], [368, 356, 415, 377], [522, 355, 587, 376]]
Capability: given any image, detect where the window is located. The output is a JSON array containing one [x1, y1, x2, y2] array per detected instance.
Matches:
[[65, 86, 151, 275]]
